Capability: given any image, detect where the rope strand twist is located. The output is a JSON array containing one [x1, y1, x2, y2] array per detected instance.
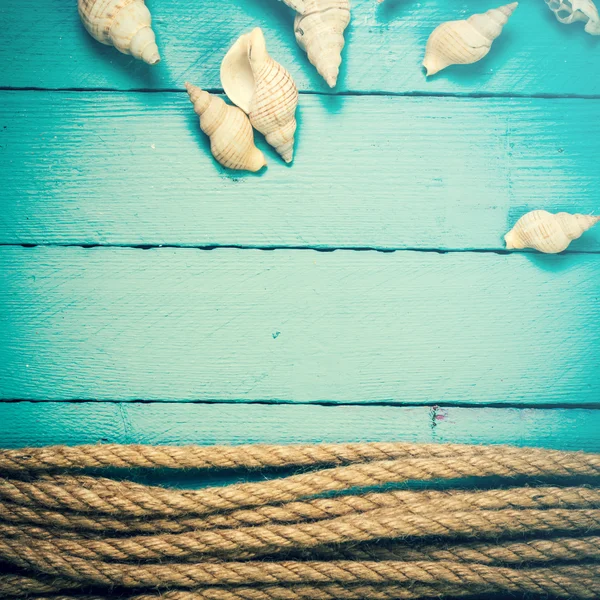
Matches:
[[0, 442, 598, 600]]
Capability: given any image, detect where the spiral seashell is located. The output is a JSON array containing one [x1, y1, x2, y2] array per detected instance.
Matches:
[[221, 28, 299, 163], [423, 3, 518, 76], [185, 83, 267, 172], [78, 0, 160, 65], [504, 210, 600, 253], [545, 0, 600, 35], [292, 0, 351, 88]]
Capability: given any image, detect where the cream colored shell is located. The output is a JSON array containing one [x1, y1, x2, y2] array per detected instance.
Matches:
[[221, 28, 299, 163], [288, 0, 351, 88], [545, 0, 600, 35], [423, 3, 518, 76], [78, 0, 160, 65], [279, 0, 306, 11], [185, 83, 267, 173], [504, 210, 600, 253]]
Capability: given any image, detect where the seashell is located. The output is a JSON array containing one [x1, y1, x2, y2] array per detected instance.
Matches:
[[78, 0, 160, 65], [504, 210, 600, 253], [278, 0, 307, 11], [185, 83, 267, 172], [221, 28, 299, 163], [545, 0, 600, 34], [423, 3, 518, 77], [292, 0, 351, 88]]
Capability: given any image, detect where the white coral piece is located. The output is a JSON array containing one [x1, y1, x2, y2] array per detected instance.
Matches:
[[545, 0, 600, 34]]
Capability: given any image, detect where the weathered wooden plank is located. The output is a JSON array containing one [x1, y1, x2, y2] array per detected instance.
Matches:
[[1, 0, 599, 95], [1, 92, 599, 251], [0, 402, 598, 452], [1, 247, 598, 404], [4, 403, 598, 490]]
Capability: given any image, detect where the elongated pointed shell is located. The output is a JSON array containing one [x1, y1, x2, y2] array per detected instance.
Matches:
[[423, 3, 518, 76], [221, 28, 299, 163], [78, 0, 160, 65], [504, 210, 600, 253], [293, 0, 351, 88], [185, 83, 266, 172]]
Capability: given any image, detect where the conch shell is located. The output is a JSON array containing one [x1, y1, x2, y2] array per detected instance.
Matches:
[[504, 210, 600, 253], [221, 28, 299, 163], [423, 3, 518, 76], [185, 83, 266, 172], [280, 0, 351, 88], [78, 0, 160, 65], [545, 0, 600, 34]]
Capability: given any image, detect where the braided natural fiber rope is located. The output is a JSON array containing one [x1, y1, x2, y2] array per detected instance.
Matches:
[[0, 574, 82, 595], [2, 556, 600, 597], [0, 442, 599, 600], [0, 442, 590, 473], [0, 442, 438, 472], [0, 575, 476, 599], [3, 508, 599, 563], [2, 485, 597, 534], [303, 534, 600, 565], [0, 585, 505, 600], [188, 485, 600, 529], [4, 451, 599, 518]]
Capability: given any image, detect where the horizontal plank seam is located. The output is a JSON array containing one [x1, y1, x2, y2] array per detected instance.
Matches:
[[1, 399, 600, 410], [2, 87, 600, 101], [2, 243, 600, 255]]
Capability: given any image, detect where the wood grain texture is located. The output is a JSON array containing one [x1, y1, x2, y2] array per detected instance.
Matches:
[[2, 0, 600, 95], [4, 403, 598, 490], [2, 92, 599, 251], [1, 403, 598, 451], [1, 246, 598, 404]]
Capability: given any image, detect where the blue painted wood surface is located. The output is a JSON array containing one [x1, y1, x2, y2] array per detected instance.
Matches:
[[1, 0, 600, 95], [5, 404, 599, 497], [2, 92, 600, 251], [1, 247, 599, 404], [2, 403, 599, 451], [0, 0, 599, 457]]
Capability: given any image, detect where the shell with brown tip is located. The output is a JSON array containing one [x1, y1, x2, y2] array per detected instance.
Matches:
[[221, 28, 299, 163], [423, 3, 518, 76], [293, 0, 351, 88], [185, 83, 267, 172], [504, 210, 600, 253], [78, 0, 161, 65]]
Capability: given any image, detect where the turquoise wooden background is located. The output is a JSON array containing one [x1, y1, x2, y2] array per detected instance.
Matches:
[[0, 0, 599, 451]]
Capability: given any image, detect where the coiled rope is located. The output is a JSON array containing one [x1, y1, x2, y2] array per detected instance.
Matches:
[[0, 442, 599, 599]]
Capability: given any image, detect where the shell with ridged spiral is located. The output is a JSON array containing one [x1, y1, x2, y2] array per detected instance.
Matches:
[[423, 3, 518, 76], [281, 0, 351, 88], [221, 28, 299, 163], [545, 0, 600, 35], [185, 83, 267, 172], [504, 210, 600, 253], [78, 0, 160, 65]]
